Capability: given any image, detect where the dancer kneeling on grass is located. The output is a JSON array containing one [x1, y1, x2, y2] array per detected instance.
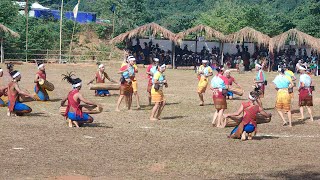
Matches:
[[61, 72, 101, 127], [211, 66, 229, 128], [150, 64, 168, 121], [225, 91, 271, 140], [88, 64, 117, 97], [34, 61, 49, 101], [7, 70, 34, 116]]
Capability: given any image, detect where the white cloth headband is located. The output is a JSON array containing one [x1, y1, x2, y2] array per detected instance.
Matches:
[[154, 58, 159, 62], [202, 60, 208, 63], [128, 57, 136, 62], [38, 64, 44, 69], [98, 64, 104, 69], [299, 66, 306, 71], [0, 69, 2, 72], [72, 82, 82, 88], [12, 72, 20, 79], [249, 94, 256, 101], [160, 64, 166, 69]]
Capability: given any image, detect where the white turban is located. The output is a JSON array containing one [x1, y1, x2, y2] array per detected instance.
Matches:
[[202, 60, 208, 63], [0, 68, 2, 73], [12, 71, 21, 79], [154, 58, 159, 62], [72, 82, 82, 88], [38, 64, 44, 69], [160, 64, 166, 70], [98, 64, 104, 69]]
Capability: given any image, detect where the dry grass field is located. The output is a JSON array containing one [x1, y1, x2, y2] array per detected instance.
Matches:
[[0, 63, 319, 179]]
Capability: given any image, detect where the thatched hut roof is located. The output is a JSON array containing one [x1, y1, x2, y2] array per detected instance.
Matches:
[[269, 28, 320, 52], [225, 27, 270, 46], [175, 24, 225, 41], [0, 23, 20, 38], [109, 22, 176, 44]]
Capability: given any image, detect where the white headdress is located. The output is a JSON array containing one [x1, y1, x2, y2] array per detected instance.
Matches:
[[98, 64, 104, 69]]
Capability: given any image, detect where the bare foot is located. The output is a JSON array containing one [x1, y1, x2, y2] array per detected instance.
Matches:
[[199, 102, 204, 106], [68, 120, 73, 127], [241, 132, 247, 141], [310, 117, 314, 122], [73, 121, 80, 128], [298, 117, 305, 120], [248, 133, 253, 140], [137, 106, 141, 110], [282, 122, 288, 126], [150, 118, 158, 121]]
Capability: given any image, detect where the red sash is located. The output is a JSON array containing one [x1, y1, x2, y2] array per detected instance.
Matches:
[[8, 82, 18, 112], [242, 102, 259, 128], [35, 70, 46, 93], [65, 89, 82, 117], [96, 71, 106, 83]]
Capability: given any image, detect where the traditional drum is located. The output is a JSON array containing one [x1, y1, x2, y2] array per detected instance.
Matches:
[[19, 94, 39, 102], [59, 105, 103, 115], [225, 113, 271, 127], [39, 79, 55, 91], [89, 83, 120, 91], [228, 86, 244, 96]]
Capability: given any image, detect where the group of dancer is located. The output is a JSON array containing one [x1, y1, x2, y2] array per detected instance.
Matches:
[[196, 59, 316, 140], [0, 57, 316, 140]]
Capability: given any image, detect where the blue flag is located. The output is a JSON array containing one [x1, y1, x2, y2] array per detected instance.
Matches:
[[110, 4, 116, 13]]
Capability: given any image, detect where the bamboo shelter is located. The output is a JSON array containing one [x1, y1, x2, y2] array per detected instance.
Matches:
[[0, 23, 20, 63], [225, 27, 270, 47], [175, 24, 225, 42], [109, 22, 177, 44], [269, 28, 320, 53]]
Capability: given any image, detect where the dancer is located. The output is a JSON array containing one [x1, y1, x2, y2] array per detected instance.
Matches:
[[254, 63, 266, 107], [225, 91, 271, 140], [7, 70, 33, 116], [284, 66, 296, 99], [150, 64, 168, 120], [61, 72, 100, 127], [115, 57, 136, 111], [298, 66, 314, 121], [225, 70, 242, 99], [146, 58, 159, 105], [0, 68, 6, 106], [88, 64, 117, 97], [211, 66, 228, 128], [131, 58, 141, 109], [273, 68, 294, 127], [197, 60, 213, 106], [34, 62, 49, 101]]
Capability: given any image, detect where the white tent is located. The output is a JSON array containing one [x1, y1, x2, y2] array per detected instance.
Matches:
[[31, 2, 50, 10]]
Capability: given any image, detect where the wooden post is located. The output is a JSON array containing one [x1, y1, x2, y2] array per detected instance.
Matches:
[[25, 0, 29, 62], [172, 41, 175, 69], [0, 38, 4, 63], [59, 0, 64, 63]]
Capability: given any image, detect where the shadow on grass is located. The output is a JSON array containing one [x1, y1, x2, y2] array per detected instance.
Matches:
[[166, 102, 180, 106], [49, 98, 62, 102], [292, 118, 308, 126], [253, 135, 279, 140], [24, 112, 48, 117], [236, 165, 320, 179], [82, 123, 113, 128], [162, 116, 186, 120]]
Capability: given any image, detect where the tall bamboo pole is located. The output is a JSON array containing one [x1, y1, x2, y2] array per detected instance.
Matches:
[[25, 0, 29, 62], [59, 0, 64, 63]]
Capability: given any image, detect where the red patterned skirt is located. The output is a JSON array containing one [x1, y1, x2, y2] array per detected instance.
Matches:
[[120, 81, 133, 96], [212, 89, 227, 110], [299, 88, 313, 106]]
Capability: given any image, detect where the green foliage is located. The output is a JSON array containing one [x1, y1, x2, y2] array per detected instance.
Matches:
[[0, 0, 19, 26]]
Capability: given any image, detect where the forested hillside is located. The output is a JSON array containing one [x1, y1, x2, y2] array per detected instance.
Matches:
[[1, 0, 320, 58]]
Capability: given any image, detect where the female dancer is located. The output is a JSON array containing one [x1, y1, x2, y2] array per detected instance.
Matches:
[[150, 64, 168, 120], [225, 91, 271, 140], [61, 72, 101, 127]]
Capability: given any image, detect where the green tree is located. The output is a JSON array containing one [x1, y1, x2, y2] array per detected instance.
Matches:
[[0, 0, 19, 26]]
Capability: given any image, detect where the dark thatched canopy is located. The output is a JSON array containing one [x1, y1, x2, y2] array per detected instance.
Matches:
[[269, 28, 320, 52], [175, 25, 225, 42], [225, 27, 270, 46], [0, 23, 20, 38], [109, 22, 176, 44]]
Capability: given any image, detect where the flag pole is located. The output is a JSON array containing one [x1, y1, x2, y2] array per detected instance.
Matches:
[[112, 6, 115, 36], [25, 0, 29, 62], [68, 0, 80, 63], [59, 0, 64, 63]]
